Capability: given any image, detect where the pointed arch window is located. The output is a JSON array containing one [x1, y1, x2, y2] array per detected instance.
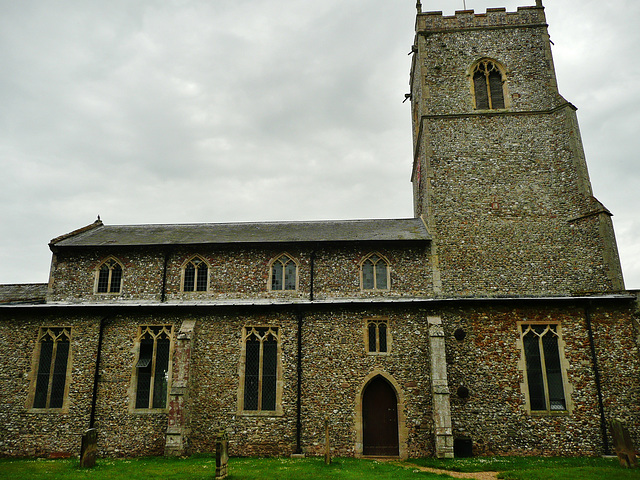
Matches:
[[133, 325, 173, 410], [96, 258, 123, 293], [270, 254, 297, 291], [240, 326, 281, 414], [361, 253, 390, 290], [182, 256, 208, 292], [30, 327, 72, 410], [520, 323, 571, 413], [472, 59, 506, 110]]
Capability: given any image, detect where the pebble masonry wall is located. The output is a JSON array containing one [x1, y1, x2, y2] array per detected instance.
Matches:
[[2, 299, 638, 458], [1, 4, 636, 461], [410, 6, 624, 296], [47, 243, 433, 304]]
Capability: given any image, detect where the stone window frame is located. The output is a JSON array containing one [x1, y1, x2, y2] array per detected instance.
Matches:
[[129, 324, 174, 413], [180, 255, 210, 292], [237, 325, 284, 417], [26, 326, 73, 413], [359, 252, 391, 291], [516, 321, 574, 415], [268, 253, 299, 292], [364, 317, 391, 355], [94, 256, 124, 294], [469, 57, 510, 111]]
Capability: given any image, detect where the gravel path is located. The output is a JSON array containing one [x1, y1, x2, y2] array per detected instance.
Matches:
[[399, 463, 499, 480]]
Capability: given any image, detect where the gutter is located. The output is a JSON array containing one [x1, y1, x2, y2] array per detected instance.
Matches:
[[89, 317, 107, 429], [4, 294, 634, 311]]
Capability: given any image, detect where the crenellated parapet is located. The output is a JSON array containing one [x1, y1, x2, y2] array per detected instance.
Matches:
[[417, 6, 545, 33]]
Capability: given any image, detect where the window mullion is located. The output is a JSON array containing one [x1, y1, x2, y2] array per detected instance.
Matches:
[[44, 339, 57, 408], [375, 324, 380, 352], [257, 339, 264, 410], [538, 335, 551, 411], [149, 338, 157, 409], [485, 70, 493, 109]]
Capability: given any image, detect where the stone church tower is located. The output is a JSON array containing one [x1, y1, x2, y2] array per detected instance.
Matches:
[[410, 1, 624, 297]]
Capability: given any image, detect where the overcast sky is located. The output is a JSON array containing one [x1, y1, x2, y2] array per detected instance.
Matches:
[[1, 0, 638, 289]]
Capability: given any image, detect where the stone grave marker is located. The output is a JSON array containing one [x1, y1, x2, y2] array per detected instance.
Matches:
[[79, 428, 98, 468], [610, 419, 637, 468]]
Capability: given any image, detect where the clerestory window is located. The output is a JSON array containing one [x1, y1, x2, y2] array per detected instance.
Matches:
[[182, 256, 208, 292], [520, 323, 570, 413], [361, 253, 390, 291], [96, 258, 123, 294], [240, 326, 281, 414], [133, 325, 173, 410], [30, 327, 72, 410], [472, 59, 506, 110], [270, 254, 297, 291]]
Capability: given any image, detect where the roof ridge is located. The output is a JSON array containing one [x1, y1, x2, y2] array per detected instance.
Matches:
[[98, 217, 421, 228], [49, 219, 104, 246]]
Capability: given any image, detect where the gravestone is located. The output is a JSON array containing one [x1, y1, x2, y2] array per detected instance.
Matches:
[[610, 419, 637, 468], [215, 431, 229, 479], [79, 428, 98, 468]]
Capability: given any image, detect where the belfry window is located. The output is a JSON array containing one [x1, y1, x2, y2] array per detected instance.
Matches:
[[96, 258, 123, 293], [31, 327, 71, 409], [521, 324, 568, 412], [241, 326, 280, 412], [472, 59, 505, 110], [361, 253, 390, 290], [183, 256, 208, 292], [270, 254, 297, 291], [134, 325, 172, 410]]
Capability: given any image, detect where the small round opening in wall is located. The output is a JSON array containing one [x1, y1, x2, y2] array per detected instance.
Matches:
[[457, 386, 470, 399], [454, 328, 466, 341]]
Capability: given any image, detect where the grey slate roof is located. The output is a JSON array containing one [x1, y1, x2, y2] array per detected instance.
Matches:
[[50, 218, 430, 248], [0, 284, 48, 304]]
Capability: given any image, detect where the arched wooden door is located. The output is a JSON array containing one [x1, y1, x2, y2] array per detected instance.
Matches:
[[362, 376, 399, 456]]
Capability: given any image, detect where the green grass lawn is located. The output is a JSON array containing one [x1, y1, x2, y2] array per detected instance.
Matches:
[[410, 456, 640, 480], [1, 455, 639, 480]]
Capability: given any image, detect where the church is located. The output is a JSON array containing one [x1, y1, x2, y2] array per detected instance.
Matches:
[[1, 1, 638, 459]]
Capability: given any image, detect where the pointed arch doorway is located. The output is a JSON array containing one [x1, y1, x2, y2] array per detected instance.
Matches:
[[362, 376, 399, 456]]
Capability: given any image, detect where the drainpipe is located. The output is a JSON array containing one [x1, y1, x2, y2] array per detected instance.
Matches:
[[89, 317, 107, 429], [160, 250, 169, 303], [584, 303, 610, 455], [309, 249, 316, 302], [295, 310, 303, 454]]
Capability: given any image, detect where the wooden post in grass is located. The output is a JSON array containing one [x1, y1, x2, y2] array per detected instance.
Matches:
[[324, 418, 331, 465], [215, 430, 229, 479]]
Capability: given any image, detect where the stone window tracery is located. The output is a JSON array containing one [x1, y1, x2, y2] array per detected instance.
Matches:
[[361, 253, 390, 290], [366, 318, 390, 354], [133, 325, 173, 410], [519, 323, 571, 413], [269, 254, 297, 291], [239, 326, 281, 414], [96, 257, 123, 294], [472, 59, 506, 110], [30, 327, 72, 410], [182, 256, 208, 292]]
